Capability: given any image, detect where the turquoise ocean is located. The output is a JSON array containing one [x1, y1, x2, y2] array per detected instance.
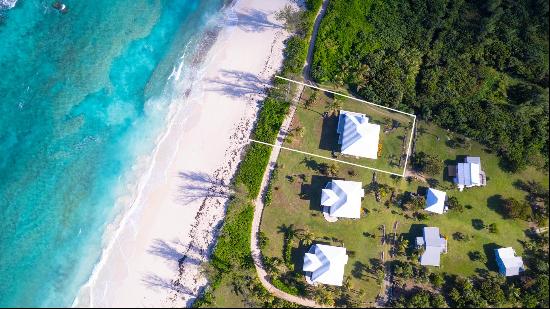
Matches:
[[0, 0, 225, 306]]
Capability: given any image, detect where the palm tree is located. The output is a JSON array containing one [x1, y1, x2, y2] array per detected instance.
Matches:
[[325, 98, 343, 116], [304, 91, 317, 108], [299, 229, 315, 246], [342, 276, 352, 291], [328, 163, 339, 177], [295, 126, 305, 138]]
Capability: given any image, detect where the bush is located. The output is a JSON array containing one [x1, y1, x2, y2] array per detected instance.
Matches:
[[272, 277, 300, 295], [447, 196, 464, 212], [502, 197, 533, 220], [236, 97, 290, 198], [211, 204, 254, 272], [412, 152, 443, 176], [282, 36, 308, 75]]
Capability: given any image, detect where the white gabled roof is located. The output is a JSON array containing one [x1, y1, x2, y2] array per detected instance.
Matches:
[[425, 188, 447, 214], [303, 244, 348, 286], [495, 247, 524, 276], [321, 180, 364, 219], [421, 247, 442, 266], [337, 110, 380, 159], [456, 158, 482, 187], [419, 227, 447, 267]]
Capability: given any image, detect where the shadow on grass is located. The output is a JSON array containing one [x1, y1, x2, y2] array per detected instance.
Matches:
[[472, 219, 486, 230], [443, 159, 456, 182], [404, 223, 428, 255], [352, 260, 368, 279], [304, 175, 336, 211], [416, 186, 429, 196], [482, 242, 501, 272], [487, 194, 505, 217], [319, 115, 339, 151]]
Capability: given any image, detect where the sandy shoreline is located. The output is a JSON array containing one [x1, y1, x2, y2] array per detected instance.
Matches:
[[74, 0, 291, 307]]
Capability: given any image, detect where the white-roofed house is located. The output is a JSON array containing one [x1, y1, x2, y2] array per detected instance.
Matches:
[[321, 180, 365, 220], [303, 244, 349, 286], [337, 110, 381, 159], [425, 188, 447, 214], [452, 156, 487, 191], [495, 247, 524, 276], [416, 227, 448, 267]]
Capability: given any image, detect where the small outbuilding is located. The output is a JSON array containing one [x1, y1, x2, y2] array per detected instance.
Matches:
[[495, 247, 524, 277], [303, 244, 349, 286], [425, 188, 447, 214]]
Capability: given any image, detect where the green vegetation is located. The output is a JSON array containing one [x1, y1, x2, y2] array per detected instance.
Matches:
[[278, 0, 323, 77], [284, 86, 414, 174], [312, 0, 549, 171], [411, 152, 442, 177], [195, 89, 294, 308], [195, 1, 324, 307], [260, 121, 548, 306], [236, 97, 290, 198]]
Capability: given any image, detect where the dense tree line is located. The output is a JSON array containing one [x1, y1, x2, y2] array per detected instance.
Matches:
[[312, 0, 549, 170]]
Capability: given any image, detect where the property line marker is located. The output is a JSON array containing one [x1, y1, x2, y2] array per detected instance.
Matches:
[[257, 76, 418, 178], [249, 139, 404, 177], [275, 75, 417, 117], [402, 115, 417, 177]]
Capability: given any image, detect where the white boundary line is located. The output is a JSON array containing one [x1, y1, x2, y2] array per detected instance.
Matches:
[[249, 139, 404, 177], [255, 76, 417, 177], [275, 75, 416, 117], [402, 115, 417, 176]]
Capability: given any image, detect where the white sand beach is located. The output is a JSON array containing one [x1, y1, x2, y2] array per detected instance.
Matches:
[[74, 0, 292, 307]]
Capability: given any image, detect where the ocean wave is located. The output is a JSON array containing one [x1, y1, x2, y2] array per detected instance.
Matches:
[[0, 0, 17, 10]]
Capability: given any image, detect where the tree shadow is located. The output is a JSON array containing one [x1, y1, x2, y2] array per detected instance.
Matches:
[[176, 170, 230, 205], [482, 242, 501, 272], [416, 186, 429, 196], [405, 224, 428, 252], [487, 194, 505, 217], [471, 219, 485, 230], [231, 8, 283, 32], [318, 115, 339, 151], [205, 69, 268, 99], [291, 243, 309, 273], [141, 273, 193, 295], [352, 261, 368, 279], [147, 239, 185, 262]]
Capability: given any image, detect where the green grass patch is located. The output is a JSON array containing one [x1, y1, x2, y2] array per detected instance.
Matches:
[[260, 120, 548, 303], [283, 86, 414, 174]]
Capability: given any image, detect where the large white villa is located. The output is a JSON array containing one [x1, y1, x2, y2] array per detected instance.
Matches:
[[416, 227, 448, 267], [303, 244, 349, 286], [425, 188, 447, 214], [495, 247, 524, 277], [337, 110, 380, 159], [321, 179, 365, 219], [449, 156, 487, 191]]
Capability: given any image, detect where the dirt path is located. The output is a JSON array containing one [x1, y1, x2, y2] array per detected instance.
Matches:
[[250, 0, 329, 307]]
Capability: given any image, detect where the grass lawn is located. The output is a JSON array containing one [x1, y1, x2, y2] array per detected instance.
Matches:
[[282, 86, 415, 175], [206, 275, 249, 308], [260, 120, 548, 303]]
